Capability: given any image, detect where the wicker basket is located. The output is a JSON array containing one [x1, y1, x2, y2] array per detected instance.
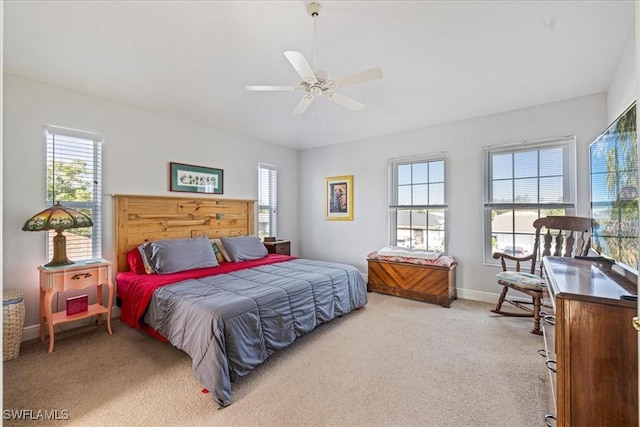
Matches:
[[3, 289, 25, 361]]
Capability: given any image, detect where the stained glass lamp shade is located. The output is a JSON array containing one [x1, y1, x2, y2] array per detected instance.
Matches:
[[22, 203, 93, 267]]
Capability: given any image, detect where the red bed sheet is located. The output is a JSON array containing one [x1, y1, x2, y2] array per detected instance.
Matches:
[[117, 254, 295, 330]]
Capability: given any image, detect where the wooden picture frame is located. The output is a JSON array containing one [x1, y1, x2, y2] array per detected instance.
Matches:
[[170, 162, 223, 194], [325, 175, 353, 221]]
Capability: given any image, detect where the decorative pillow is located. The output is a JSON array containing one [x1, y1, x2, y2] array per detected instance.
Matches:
[[139, 236, 218, 274], [496, 271, 545, 290], [126, 248, 147, 274], [137, 245, 156, 274], [210, 238, 232, 262], [220, 235, 268, 262], [211, 242, 226, 263]]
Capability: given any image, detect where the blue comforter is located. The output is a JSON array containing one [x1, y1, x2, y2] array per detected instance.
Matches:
[[144, 258, 367, 407]]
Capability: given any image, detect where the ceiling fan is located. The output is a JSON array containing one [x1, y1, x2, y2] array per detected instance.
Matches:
[[246, 2, 383, 115]]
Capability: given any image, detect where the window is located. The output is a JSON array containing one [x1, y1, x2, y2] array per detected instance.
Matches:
[[46, 126, 103, 261], [389, 154, 447, 251], [258, 164, 277, 239], [483, 136, 576, 263]]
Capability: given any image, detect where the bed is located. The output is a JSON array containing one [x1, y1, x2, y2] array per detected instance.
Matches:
[[113, 195, 367, 407]]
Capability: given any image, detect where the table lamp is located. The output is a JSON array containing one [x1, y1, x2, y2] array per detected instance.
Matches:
[[22, 202, 93, 267]]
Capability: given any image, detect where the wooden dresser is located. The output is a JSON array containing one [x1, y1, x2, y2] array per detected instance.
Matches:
[[541, 256, 638, 427]]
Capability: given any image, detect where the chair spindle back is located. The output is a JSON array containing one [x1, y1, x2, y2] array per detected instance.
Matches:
[[530, 216, 592, 274]]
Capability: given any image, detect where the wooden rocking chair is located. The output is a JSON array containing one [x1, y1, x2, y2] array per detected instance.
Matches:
[[491, 216, 592, 335]]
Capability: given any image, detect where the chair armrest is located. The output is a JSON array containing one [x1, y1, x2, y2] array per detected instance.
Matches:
[[492, 251, 536, 273]]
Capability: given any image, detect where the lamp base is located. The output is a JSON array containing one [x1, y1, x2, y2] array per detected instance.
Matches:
[[45, 231, 74, 267], [44, 259, 74, 268]]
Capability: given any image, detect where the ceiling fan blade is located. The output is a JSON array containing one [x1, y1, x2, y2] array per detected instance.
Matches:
[[284, 51, 317, 84], [292, 94, 315, 115], [332, 68, 383, 88], [324, 91, 365, 111], [246, 85, 301, 91]]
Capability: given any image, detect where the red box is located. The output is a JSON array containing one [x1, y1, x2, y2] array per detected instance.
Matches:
[[66, 294, 88, 316]]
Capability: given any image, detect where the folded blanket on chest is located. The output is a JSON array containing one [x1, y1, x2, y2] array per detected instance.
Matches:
[[144, 258, 367, 407]]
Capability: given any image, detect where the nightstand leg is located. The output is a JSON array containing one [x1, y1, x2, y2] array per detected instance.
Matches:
[[44, 289, 55, 353], [106, 280, 114, 335], [95, 283, 103, 326], [39, 287, 46, 341]]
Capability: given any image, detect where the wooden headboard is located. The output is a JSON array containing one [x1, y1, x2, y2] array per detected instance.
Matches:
[[113, 195, 255, 273]]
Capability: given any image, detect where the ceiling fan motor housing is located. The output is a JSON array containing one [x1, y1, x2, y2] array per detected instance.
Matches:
[[307, 2, 321, 17]]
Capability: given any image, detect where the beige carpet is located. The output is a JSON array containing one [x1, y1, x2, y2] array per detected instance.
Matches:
[[3, 293, 547, 426]]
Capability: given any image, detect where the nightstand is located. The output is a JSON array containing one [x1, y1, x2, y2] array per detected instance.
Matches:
[[264, 240, 291, 256], [38, 259, 114, 353]]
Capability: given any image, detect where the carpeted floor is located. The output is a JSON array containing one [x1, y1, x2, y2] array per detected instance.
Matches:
[[3, 293, 547, 426]]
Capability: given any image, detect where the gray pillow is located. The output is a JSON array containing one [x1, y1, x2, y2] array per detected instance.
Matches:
[[140, 236, 218, 274], [220, 236, 268, 262]]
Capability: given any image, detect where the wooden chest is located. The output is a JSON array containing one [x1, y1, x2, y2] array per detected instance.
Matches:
[[367, 259, 457, 307]]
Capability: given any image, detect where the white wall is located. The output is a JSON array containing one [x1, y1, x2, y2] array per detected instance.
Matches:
[[298, 94, 607, 302], [3, 73, 300, 328], [607, 18, 637, 123]]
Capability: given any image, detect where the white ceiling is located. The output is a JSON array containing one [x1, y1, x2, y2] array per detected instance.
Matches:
[[3, 1, 635, 150]]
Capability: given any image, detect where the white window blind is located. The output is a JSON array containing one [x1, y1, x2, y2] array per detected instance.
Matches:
[[483, 136, 576, 264], [46, 126, 103, 261], [258, 164, 278, 239], [389, 154, 447, 251]]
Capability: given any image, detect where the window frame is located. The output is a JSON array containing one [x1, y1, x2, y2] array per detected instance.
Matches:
[[257, 163, 278, 239], [45, 125, 103, 261], [483, 136, 577, 264], [388, 153, 448, 251]]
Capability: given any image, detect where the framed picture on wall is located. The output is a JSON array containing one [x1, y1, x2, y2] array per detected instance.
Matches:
[[325, 175, 353, 221], [170, 162, 224, 194]]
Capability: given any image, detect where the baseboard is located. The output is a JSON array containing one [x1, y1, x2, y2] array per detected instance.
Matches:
[[364, 281, 523, 306], [458, 288, 536, 306], [21, 307, 121, 342], [456, 288, 502, 304], [363, 267, 523, 307]]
